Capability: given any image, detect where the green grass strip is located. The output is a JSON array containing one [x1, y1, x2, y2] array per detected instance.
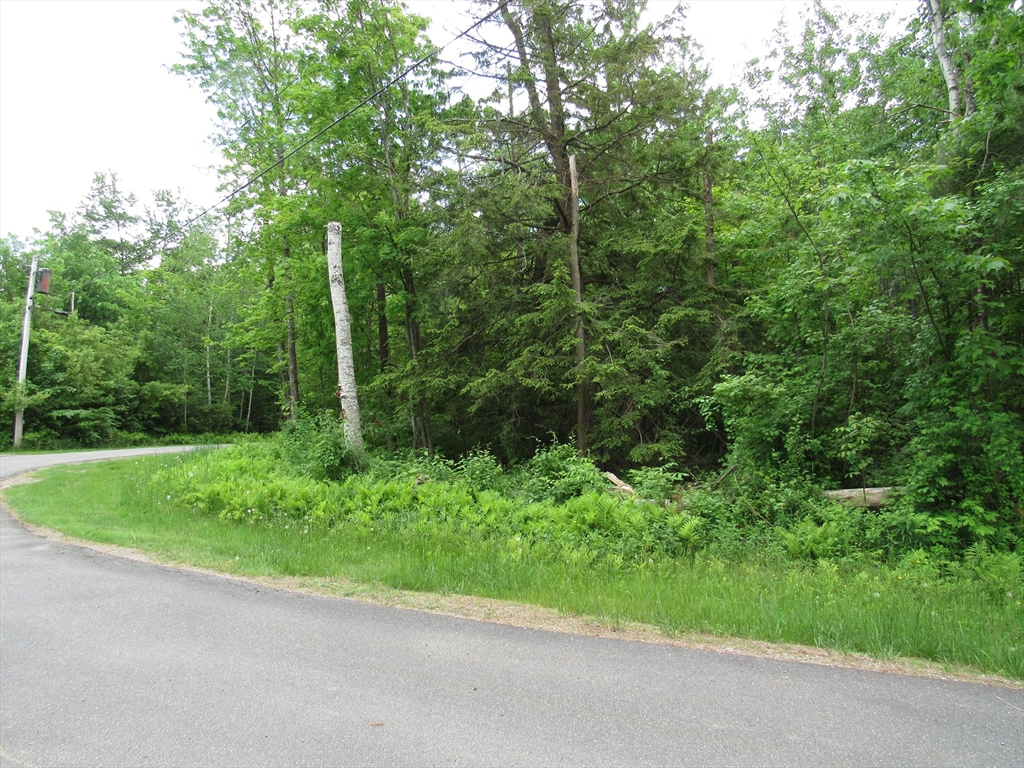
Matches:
[[4, 455, 1022, 680]]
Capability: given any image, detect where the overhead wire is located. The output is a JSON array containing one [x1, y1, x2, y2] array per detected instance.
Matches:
[[183, 3, 504, 229]]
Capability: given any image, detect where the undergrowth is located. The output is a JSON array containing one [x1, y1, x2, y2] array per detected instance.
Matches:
[[5, 433, 1021, 680]]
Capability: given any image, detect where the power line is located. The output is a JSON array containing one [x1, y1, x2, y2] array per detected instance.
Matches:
[[183, 5, 503, 229]]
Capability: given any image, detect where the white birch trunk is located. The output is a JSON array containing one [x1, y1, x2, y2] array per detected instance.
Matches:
[[326, 222, 364, 456], [926, 0, 962, 119]]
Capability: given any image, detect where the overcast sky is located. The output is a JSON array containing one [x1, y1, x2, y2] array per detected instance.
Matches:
[[0, 0, 915, 241]]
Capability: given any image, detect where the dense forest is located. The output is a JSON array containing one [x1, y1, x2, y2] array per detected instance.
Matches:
[[2, 0, 1021, 553]]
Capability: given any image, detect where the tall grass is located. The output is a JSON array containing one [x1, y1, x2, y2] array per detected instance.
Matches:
[[4, 450, 1022, 680]]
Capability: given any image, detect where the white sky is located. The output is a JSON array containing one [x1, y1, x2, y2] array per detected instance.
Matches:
[[0, 0, 915, 241]]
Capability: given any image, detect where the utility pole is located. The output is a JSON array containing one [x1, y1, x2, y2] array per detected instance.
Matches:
[[13, 252, 39, 447]]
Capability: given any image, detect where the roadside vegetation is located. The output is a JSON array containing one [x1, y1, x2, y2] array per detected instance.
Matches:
[[6, 428, 1020, 681], [2, 1, 1021, 681], [0, 432, 239, 453]]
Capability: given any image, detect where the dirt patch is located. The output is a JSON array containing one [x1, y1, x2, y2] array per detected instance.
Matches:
[[2, 486, 1020, 691], [0, 474, 41, 491]]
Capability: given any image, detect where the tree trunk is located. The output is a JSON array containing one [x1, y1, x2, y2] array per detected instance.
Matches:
[[277, 344, 289, 419], [183, 344, 189, 431], [285, 303, 299, 418], [377, 282, 390, 373], [703, 128, 716, 288], [704, 126, 723, 336], [568, 155, 589, 455], [284, 293, 300, 421], [205, 301, 213, 407], [926, 0, 963, 119], [224, 347, 231, 404], [823, 487, 901, 509], [326, 222, 365, 457], [403, 269, 434, 455], [246, 350, 257, 432], [377, 281, 396, 451]]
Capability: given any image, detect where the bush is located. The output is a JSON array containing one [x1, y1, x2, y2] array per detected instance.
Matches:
[[279, 410, 362, 481], [628, 463, 689, 503], [155, 432, 1020, 581], [456, 449, 507, 493], [515, 441, 606, 502]]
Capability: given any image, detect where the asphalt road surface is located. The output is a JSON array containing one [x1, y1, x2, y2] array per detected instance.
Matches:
[[1, 449, 1021, 767]]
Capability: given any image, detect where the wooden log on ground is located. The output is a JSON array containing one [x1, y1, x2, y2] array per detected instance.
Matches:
[[604, 472, 635, 494], [823, 487, 901, 509]]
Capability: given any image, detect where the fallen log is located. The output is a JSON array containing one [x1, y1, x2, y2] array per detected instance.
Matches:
[[604, 472, 635, 494], [823, 487, 901, 509]]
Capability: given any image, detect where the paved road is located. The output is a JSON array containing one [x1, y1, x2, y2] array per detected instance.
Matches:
[[1, 449, 1021, 767]]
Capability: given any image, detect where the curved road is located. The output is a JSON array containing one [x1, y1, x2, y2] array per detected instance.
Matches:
[[1, 449, 1021, 767]]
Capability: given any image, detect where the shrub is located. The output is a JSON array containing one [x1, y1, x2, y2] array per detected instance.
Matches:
[[515, 441, 605, 502], [279, 410, 361, 481], [628, 463, 690, 503], [456, 449, 507, 493]]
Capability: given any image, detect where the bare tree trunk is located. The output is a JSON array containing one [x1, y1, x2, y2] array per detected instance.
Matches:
[[12, 251, 38, 447], [703, 126, 724, 337], [246, 350, 257, 432], [418, 400, 433, 456], [377, 282, 390, 373], [205, 302, 213, 407], [284, 295, 299, 421], [568, 155, 589, 455], [276, 344, 289, 420], [326, 222, 365, 457], [224, 347, 231, 404]]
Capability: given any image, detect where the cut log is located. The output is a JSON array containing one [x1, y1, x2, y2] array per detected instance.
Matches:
[[823, 487, 901, 509], [604, 472, 635, 494]]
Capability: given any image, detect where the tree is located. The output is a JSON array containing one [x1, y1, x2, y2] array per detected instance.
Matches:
[[326, 222, 364, 455], [709, 0, 1023, 549], [175, 0, 307, 421], [429, 0, 717, 464]]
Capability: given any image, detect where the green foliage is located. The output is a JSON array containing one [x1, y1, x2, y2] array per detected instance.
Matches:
[[955, 541, 1023, 601], [834, 412, 883, 486], [780, 503, 872, 562], [279, 410, 362, 481], [157, 439, 704, 569], [2, 0, 1021, 568], [516, 441, 607, 503], [713, 148, 1023, 552], [901, 400, 1024, 547], [455, 449, 507, 494], [628, 464, 690, 503], [16, 455, 1021, 679]]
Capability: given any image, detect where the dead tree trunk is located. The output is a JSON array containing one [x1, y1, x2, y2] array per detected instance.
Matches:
[[326, 222, 364, 457]]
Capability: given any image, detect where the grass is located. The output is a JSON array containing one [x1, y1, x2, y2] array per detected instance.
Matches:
[[4, 454, 1022, 681]]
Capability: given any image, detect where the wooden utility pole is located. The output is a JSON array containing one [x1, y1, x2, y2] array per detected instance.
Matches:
[[12, 252, 39, 447], [326, 222, 364, 456]]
